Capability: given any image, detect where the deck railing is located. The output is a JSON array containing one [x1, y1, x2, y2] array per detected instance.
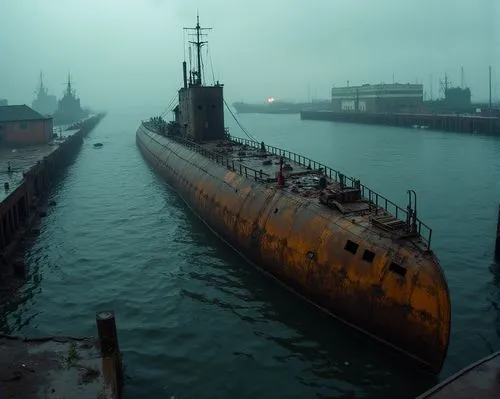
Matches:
[[230, 135, 433, 249], [142, 123, 432, 249], [144, 123, 271, 183]]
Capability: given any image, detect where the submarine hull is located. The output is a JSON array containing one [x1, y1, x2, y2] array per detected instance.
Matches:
[[136, 123, 451, 372]]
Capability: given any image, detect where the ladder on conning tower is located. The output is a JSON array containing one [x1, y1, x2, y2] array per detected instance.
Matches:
[[371, 190, 420, 236]]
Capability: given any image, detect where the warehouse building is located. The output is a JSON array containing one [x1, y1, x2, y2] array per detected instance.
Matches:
[[331, 83, 424, 113], [0, 105, 54, 146]]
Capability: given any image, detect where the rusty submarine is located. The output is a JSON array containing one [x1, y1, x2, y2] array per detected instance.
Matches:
[[136, 16, 451, 373]]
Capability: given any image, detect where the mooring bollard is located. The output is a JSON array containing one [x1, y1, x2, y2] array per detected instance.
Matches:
[[96, 310, 123, 395], [96, 310, 120, 356], [496, 203, 500, 261]]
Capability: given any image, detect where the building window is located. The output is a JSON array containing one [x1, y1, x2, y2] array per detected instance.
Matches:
[[19, 123, 28, 129]]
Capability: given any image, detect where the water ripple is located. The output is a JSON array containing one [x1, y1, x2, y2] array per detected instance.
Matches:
[[0, 111, 497, 398]]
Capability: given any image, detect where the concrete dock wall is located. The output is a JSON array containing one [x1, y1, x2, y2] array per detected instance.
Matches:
[[300, 110, 500, 136], [0, 113, 105, 272]]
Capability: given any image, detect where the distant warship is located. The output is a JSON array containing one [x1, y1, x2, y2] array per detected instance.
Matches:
[[31, 72, 57, 116], [52, 73, 88, 125]]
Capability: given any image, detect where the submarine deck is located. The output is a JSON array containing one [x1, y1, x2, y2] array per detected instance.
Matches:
[[208, 138, 431, 248], [143, 122, 433, 253]]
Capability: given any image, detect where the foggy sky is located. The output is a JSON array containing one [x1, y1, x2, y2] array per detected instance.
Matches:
[[0, 0, 498, 112]]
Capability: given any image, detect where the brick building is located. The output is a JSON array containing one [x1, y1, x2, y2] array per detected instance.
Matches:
[[0, 105, 53, 145], [331, 83, 424, 113]]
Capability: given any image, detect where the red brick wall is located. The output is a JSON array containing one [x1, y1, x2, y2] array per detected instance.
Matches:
[[0, 119, 53, 145]]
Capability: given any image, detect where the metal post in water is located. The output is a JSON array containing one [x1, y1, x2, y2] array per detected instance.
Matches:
[[96, 310, 120, 356], [489, 66, 492, 110], [496, 203, 500, 261], [96, 310, 123, 394]]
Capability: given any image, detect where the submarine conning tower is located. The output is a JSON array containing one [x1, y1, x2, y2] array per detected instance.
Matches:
[[175, 15, 225, 142]]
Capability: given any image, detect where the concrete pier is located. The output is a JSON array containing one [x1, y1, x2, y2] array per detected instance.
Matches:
[[416, 350, 500, 398], [300, 110, 500, 136], [0, 310, 122, 398], [0, 113, 105, 300]]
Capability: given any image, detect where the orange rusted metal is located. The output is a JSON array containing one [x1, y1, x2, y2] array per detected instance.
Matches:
[[136, 124, 451, 373], [136, 15, 451, 373]]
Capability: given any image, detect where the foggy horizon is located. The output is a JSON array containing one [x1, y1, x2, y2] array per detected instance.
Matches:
[[0, 0, 498, 112]]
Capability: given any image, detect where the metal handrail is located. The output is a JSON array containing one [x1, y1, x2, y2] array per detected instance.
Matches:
[[143, 123, 271, 183], [142, 122, 432, 249], [230, 135, 433, 249]]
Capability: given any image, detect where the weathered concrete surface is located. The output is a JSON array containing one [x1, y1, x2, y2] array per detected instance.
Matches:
[[416, 351, 500, 399], [0, 336, 117, 399], [0, 113, 106, 305]]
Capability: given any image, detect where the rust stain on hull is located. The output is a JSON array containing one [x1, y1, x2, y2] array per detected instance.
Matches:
[[136, 124, 451, 373]]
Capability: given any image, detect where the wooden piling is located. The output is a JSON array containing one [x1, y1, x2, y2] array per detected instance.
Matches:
[[96, 310, 123, 397], [96, 310, 120, 356]]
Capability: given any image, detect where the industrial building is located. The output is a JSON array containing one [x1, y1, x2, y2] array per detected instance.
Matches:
[[0, 105, 53, 146], [331, 83, 424, 113], [425, 87, 472, 113]]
